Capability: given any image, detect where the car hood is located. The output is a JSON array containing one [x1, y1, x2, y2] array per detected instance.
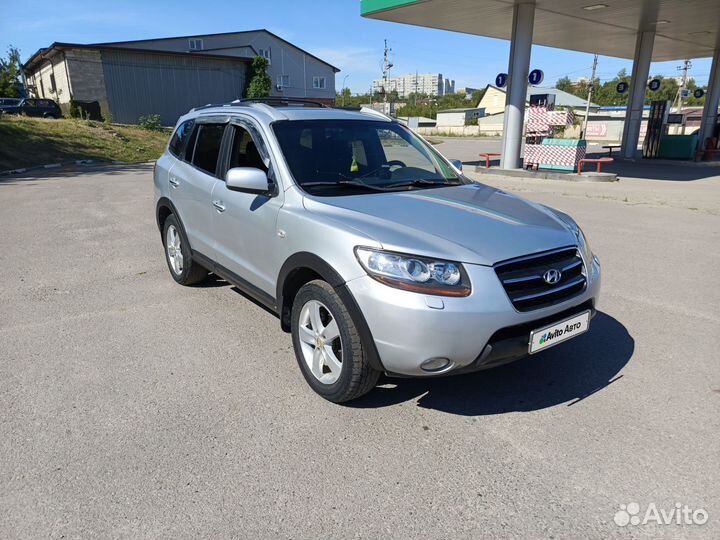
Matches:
[[303, 183, 577, 266]]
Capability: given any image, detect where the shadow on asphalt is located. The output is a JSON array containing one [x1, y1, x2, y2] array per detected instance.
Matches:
[[347, 311, 633, 415], [0, 162, 153, 184]]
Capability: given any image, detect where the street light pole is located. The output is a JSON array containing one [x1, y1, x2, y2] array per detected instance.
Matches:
[[341, 74, 350, 106]]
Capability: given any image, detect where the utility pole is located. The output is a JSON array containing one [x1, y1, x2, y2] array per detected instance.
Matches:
[[581, 53, 598, 139], [382, 39, 393, 113], [674, 59, 692, 133], [674, 59, 692, 111]]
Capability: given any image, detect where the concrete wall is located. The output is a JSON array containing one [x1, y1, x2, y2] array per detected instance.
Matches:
[[108, 31, 336, 101], [584, 116, 648, 142], [64, 49, 111, 115], [417, 126, 501, 137], [436, 111, 468, 127]]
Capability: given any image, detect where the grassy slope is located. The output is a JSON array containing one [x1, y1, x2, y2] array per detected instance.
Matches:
[[0, 116, 170, 170]]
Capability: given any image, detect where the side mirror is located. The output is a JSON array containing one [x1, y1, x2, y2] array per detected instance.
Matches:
[[226, 167, 270, 194], [449, 159, 463, 172]]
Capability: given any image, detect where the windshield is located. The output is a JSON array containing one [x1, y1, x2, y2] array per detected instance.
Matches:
[[272, 119, 464, 195]]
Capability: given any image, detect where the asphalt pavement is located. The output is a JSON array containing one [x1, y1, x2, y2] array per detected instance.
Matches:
[[1, 162, 718, 539]]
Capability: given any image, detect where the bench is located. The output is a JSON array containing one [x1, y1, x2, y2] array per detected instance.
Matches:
[[602, 144, 621, 156], [479, 153, 501, 168], [577, 157, 613, 174]]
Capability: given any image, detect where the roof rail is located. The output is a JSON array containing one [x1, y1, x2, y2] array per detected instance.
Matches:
[[190, 102, 247, 112], [233, 97, 327, 108]]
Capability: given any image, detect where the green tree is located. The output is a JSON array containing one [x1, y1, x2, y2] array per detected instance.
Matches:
[[334, 92, 373, 108], [0, 46, 22, 97], [470, 88, 486, 107], [648, 75, 679, 104], [245, 56, 271, 98], [338, 87, 352, 106], [555, 76, 574, 94], [684, 78, 706, 106]]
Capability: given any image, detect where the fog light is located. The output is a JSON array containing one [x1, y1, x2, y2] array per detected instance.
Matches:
[[420, 357, 452, 372]]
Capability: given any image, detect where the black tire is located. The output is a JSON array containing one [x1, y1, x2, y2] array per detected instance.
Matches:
[[162, 214, 208, 285], [291, 280, 380, 403]]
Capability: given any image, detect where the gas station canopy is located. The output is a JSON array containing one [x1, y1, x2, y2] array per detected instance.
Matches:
[[361, 0, 720, 61], [362, 0, 720, 168]]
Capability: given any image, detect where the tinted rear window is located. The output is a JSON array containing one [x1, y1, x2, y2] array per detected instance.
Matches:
[[190, 124, 225, 175]]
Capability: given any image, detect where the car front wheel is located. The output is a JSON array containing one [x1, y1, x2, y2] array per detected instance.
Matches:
[[291, 280, 380, 403]]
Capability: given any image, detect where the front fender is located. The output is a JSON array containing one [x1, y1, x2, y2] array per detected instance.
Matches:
[[276, 252, 385, 371]]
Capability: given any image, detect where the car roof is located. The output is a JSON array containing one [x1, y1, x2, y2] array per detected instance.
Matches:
[[179, 102, 392, 126]]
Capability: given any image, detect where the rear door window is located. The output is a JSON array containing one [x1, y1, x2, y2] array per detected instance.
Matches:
[[190, 124, 226, 176]]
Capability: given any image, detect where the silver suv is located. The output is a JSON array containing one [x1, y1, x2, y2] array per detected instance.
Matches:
[[154, 99, 601, 402]]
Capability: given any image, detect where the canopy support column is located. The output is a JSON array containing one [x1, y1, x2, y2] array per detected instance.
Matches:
[[500, 1, 535, 169], [621, 30, 655, 159]]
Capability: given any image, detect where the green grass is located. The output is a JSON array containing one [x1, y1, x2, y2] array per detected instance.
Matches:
[[0, 115, 170, 170]]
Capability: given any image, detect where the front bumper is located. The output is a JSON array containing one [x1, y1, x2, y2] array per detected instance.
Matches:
[[345, 255, 601, 376]]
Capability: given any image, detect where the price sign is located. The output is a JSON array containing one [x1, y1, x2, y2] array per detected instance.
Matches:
[[528, 69, 544, 86]]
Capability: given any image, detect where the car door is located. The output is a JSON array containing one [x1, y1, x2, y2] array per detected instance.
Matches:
[[21, 99, 38, 116], [210, 118, 285, 296], [169, 118, 228, 261]]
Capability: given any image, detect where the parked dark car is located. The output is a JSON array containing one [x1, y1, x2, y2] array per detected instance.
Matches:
[[0, 97, 21, 107], [0, 98, 62, 118]]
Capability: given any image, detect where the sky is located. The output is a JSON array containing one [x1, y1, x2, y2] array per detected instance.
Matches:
[[0, 0, 713, 94]]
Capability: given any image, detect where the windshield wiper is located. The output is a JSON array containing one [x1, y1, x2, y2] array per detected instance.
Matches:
[[384, 179, 461, 189], [300, 179, 393, 192]]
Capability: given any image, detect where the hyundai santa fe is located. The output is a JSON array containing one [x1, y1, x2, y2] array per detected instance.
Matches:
[[154, 98, 601, 403]]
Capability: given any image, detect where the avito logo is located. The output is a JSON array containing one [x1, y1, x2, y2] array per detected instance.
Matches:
[[539, 322, 583, 345]]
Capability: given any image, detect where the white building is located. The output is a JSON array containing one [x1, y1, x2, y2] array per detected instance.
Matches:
[[373, 73, 448, 97]]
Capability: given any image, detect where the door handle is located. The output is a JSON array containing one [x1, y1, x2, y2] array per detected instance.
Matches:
[[212, 200, 226, 212], [169, 177, 180, 188]]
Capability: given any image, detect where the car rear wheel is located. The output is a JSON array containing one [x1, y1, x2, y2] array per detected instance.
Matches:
[[291, 280, 380, 403], [162, 214, 208, 285]]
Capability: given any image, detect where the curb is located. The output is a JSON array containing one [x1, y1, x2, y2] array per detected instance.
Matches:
[[0, 159, 129, 177], [471, 166, 619, 183]]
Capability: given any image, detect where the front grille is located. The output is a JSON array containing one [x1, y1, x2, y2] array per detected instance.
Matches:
[[494, 246, 587, 312]]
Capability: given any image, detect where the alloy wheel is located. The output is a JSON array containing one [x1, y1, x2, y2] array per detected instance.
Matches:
[[297, 299, 343, 384], [166, 225, 184, 275]]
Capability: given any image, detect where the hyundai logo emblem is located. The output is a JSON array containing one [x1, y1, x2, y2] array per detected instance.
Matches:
[[543, 268, 562, 285]]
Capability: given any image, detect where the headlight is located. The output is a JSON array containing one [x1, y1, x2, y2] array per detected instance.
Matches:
[[354, 247, 471, 297]]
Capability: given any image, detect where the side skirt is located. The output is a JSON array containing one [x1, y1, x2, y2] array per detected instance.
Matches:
[[191, 250, 279, 315]]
